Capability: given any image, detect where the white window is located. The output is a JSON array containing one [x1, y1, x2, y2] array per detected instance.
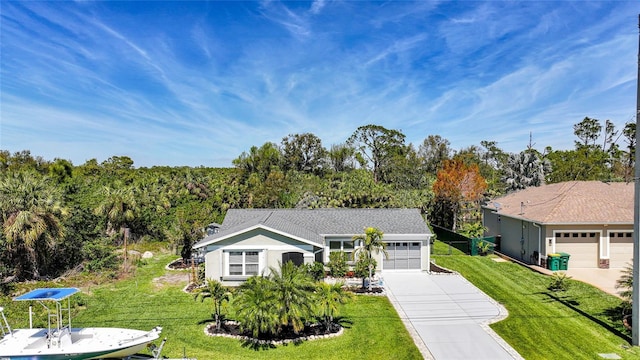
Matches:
[[228, 251, 260, 276], [329, 240, 355, 260]]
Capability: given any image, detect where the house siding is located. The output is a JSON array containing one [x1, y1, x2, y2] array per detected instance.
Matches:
[[203, 228, 316, 285], [482, 181, 633, 270], [484, 205, 634, 269], [483, 209, 546, 266], [195, 208, 432, 285]]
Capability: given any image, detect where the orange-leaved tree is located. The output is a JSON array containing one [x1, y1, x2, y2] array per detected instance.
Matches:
[[431, 158, 487, 231]]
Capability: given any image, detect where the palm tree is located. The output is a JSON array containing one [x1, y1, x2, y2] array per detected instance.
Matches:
[[233, 276, 279, 338], [194, 279, 231, 331], [94, 185, 137, 244], [0, 172, 68, 279], [315, 282, 353, 331], [616, 263, 633, 306], [352, 227, 388, 291], [269, 261, 316, 334]]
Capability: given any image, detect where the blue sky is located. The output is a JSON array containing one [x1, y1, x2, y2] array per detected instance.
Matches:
[[1, 1, 638, 168]]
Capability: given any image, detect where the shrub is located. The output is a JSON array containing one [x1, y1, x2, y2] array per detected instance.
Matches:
[[233, 276, 279, 338], [354, 254, 377, 289], [197, 263, 206, 284], [305, 261, 326, 281], [548, 272, 572, 292], [233, 261, 316, 338], [83, 238, 119, 271], [459, 221, 487, 238], [615, 262, 633, 312], [327, 251, 349, 278], [476, 240, 493, 255]]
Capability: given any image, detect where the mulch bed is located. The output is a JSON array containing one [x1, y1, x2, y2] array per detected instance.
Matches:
[[430, 262, 453, 273], [350, 286, 384, 294], [167, 258, 193, 270], [184, 282, 200, 292]]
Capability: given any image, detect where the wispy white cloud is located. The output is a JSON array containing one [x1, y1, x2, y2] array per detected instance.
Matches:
[[310, 0, 327, 15], [1, 0, 637, 167], [258, 1, 312, 38]]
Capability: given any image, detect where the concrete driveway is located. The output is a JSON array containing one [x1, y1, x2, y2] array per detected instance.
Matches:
[[531, 264, 626, 297], [382, 271, 523, 360], [565, 267, 626, 297]]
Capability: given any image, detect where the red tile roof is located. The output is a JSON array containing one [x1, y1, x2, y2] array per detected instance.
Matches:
[[485, 181, 634, 224]]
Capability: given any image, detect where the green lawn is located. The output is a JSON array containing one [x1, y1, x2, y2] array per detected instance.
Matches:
[[433, 243, 640, 360], [1, 254, 421, 360], [5, 245, 638, 359]]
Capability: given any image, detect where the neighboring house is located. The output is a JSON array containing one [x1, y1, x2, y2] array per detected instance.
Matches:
[[482, 181, 634, 269], [192, 208, 432, 286]]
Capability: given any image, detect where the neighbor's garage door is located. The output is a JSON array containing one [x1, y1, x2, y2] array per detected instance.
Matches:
[[383, 242, 421, 270], [555, 232, 598, 268], [610, 232, 633, 269]]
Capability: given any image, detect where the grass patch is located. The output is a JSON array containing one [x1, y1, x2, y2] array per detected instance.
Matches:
[[431, 238, 467, 255], [433, 249, 639, 360], [1, 254, 421, 360]]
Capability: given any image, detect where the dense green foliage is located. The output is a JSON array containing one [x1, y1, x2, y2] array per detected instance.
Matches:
[[0, 118, 635, 281], [327, 251, 349, 278], [231, 261, 353, 339]]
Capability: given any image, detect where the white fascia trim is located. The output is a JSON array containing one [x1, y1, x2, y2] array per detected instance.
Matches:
[[495, 213, 632, 226], [220, 244, 313, 251], [323, 234, 358, 238], [383, 234, 431, 241], [195, 224, 321, 249], [323, 234, 431, 241]]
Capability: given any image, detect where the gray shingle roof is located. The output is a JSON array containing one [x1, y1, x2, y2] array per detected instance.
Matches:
[[485, 181, 634, 224], [193, 208, 431, 248]]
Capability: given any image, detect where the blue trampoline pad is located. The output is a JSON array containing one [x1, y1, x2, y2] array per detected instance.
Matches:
[[14, 288, 80, 301]]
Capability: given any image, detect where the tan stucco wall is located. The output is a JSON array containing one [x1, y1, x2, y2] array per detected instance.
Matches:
[[484, 206, 633, 268]]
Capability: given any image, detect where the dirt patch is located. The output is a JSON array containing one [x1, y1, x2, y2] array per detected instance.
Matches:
[[152, 272, 189, 288]]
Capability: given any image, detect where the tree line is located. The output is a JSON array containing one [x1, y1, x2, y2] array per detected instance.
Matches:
[[0, 117, 635, 282]]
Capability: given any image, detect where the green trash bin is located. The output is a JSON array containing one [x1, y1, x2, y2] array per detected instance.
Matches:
[[558, 252, 570, 270], [547, 254, 560, 271], [470, 238, 479, 256]]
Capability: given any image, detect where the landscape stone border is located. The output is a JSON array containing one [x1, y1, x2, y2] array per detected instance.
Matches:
[[203, 322, 344, 346]]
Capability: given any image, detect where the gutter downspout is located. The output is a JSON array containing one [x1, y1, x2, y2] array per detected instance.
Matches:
[[533, 223, 542, 266]]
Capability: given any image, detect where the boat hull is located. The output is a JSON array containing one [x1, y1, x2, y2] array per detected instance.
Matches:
[[0, 326, 161, 360]]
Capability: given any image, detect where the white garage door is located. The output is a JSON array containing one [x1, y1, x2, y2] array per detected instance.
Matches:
[[610, 232, 633, 269], [383, 242, 421, 270], [555, 232, 598, 268]]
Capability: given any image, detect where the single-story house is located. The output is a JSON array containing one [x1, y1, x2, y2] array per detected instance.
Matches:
[[482, 181, 634, 269], [192, 208, 433, 286]]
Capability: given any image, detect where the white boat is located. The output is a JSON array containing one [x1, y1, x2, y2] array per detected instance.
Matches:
[[0, 288, 162, 360]]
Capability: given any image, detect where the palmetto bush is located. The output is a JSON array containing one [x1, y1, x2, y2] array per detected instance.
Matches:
[[615, 262, 633, 311], [233, 276, 279, 338], [232, 260, 351, 339]]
